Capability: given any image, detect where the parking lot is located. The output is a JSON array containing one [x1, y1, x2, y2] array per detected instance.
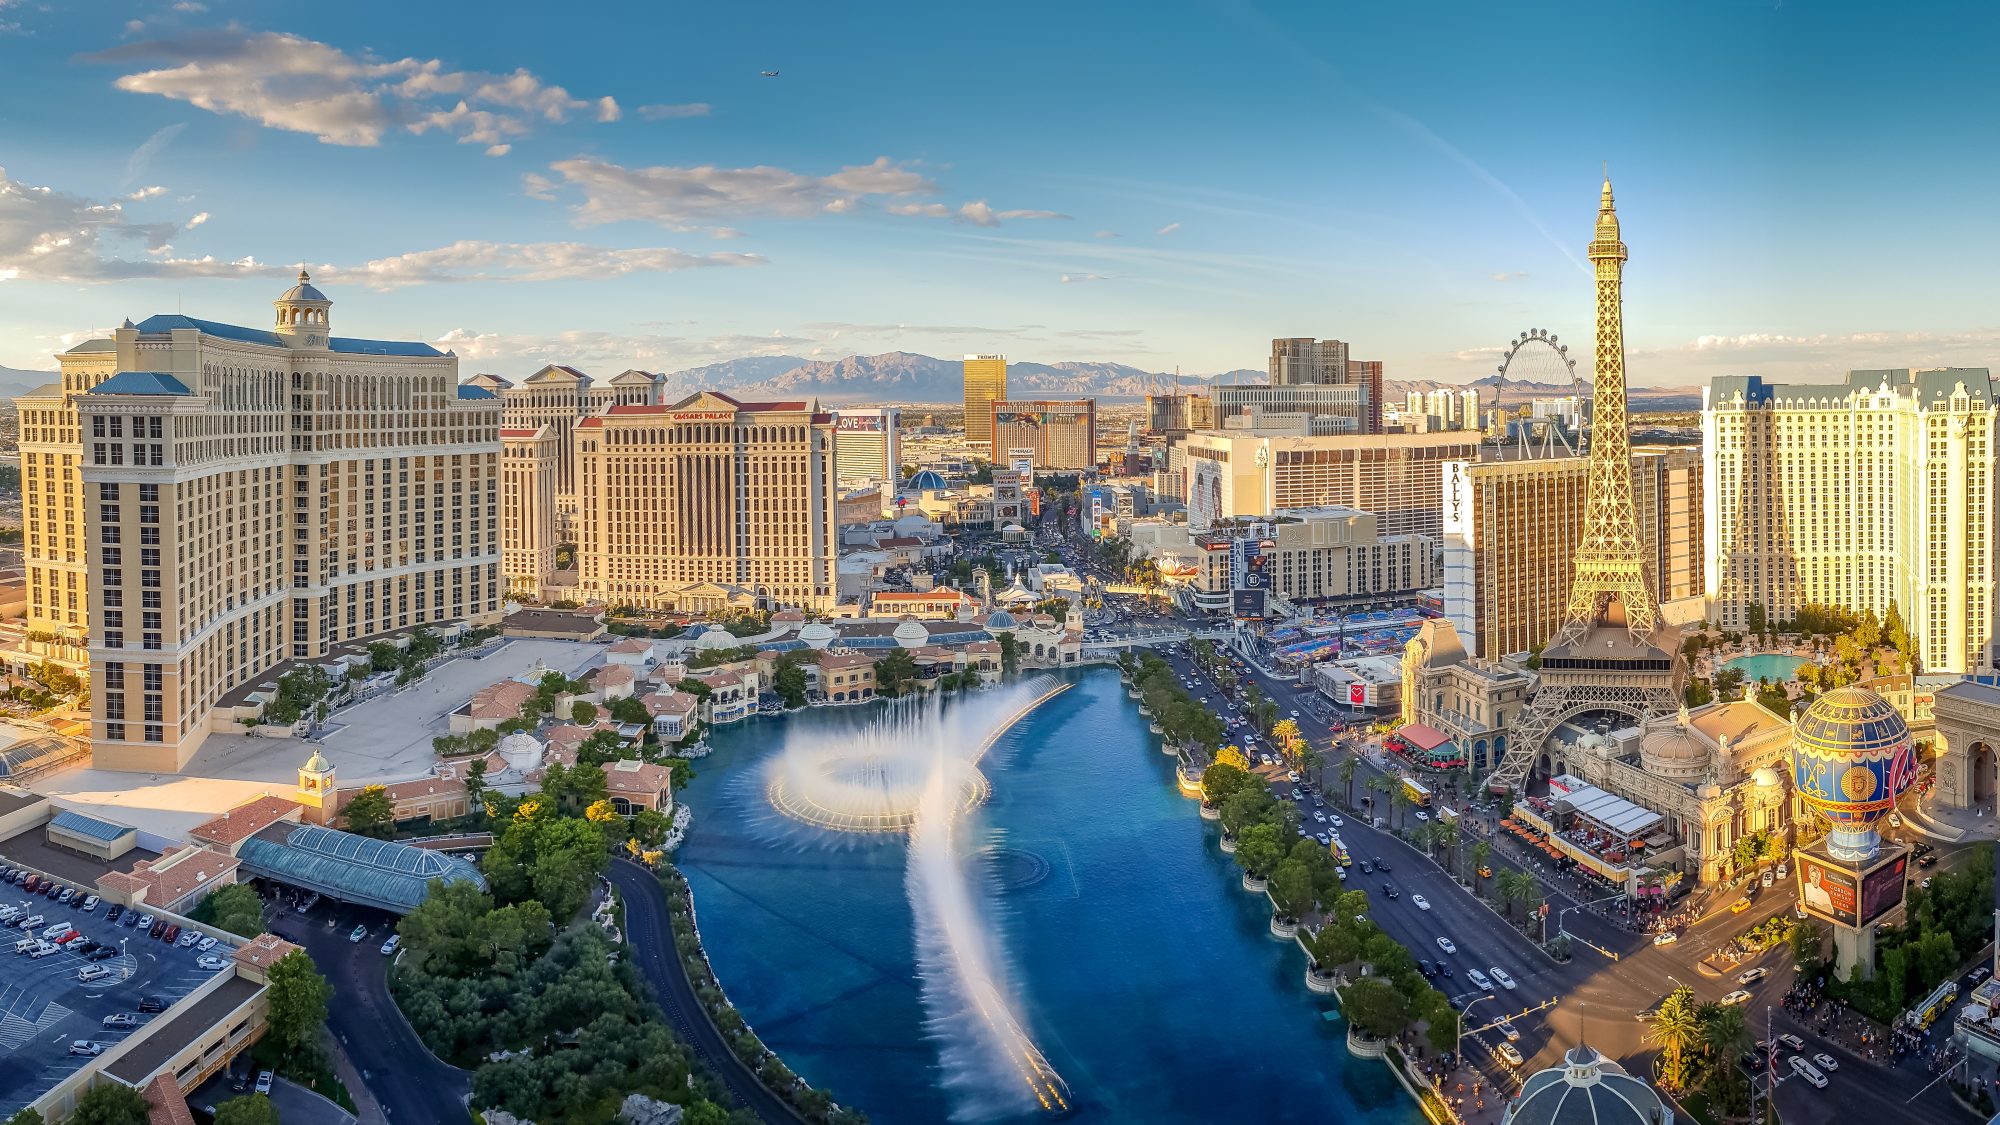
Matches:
[[0, 862, 235, 1120]]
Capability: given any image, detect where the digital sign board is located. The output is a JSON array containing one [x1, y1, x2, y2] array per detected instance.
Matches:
[[1797, 849, 1907, 929], [833, 414, 883, 432]]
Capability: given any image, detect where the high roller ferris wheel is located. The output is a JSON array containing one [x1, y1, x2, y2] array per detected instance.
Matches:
[[1491, 328, 1586, 458]]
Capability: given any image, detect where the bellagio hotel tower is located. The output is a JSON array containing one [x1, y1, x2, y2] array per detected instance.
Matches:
[[16, 273, 503, 772]]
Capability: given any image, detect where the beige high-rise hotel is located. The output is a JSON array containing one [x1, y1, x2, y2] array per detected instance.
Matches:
[[1439, 449, 1703, 659], [500, 424, 561, 598], [962, 354, 1007, 449], [574, 391, 839, 611], [25, 273, 504, 771], [1704, 369, 1997, 673]]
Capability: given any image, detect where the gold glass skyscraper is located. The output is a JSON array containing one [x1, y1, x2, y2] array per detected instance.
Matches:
[[963, 354, 1007, 449]]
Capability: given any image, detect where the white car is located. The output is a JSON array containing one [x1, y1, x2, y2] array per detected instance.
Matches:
[[1788, 1055, 1827, 1088], [1737, 967, 1769, 985], [1467, 969, 1494, 991], [1329, 815, 1344, 827], [196, 954, 227, 971], [1313, 812, 1326, 823], [80, 895, 99, 913], [1721, 990, 1752, 1007], [1653, 931, 1679, 945], [68, 1040, 105, 1057], [1414, 810, 1429, 822], [1494, 1042, 1524, 1068], [196, 936, 217, 953], [1436, 936, 1457, 955], [1496, 1016, 1520, 1042], [1490, 966, 1517, 990], [1412, 894, 1431, 911], [1812, 1052, 1839, 1072]]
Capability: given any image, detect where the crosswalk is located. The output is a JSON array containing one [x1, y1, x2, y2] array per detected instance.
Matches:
[[0, 981, 70, 1051]]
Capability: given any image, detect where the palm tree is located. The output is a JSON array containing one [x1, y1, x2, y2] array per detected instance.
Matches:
[[1469, 841, 1492, 894], [1648, 986, 1702, 1092], [1367, 775, 1391, 821], [1273, 719, 1304, 765], [1337, 755, 1360, 810], [1436, 819, 1461, 873], [1699, 1001, 1749, 1070], [1389, 786, 1414, 833]]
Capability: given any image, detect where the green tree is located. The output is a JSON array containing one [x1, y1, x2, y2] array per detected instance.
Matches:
[[1755, 683, 1791, 717], [1714, 664, 1746, 700], [1233, 822, 1285, 879], [1790, 919, 1822, 971], [202, 883, 266, 938], [212, 1095, 280, 1125], [4, 1108, 45, 1125], [570, 700, 598, 726], [1337, 755, 1360, 809], [1470, 841, 1493, 892], [464, 757, 490, 826], [772, 653, 810, 709], [997, 631, 1019, 674], [1200, 760, 1255, 805], [67, 1085, 149, 1125], [1684, 678, 1715, 707], [1389, 786, 1414, 833], [1341, 976, 1410, 1039], [1268, 859, 1314, 920], [1698, 1001, 1750, 1070], [265, 949, 333, 1067], [608, 694, 651, 725], [341, 784, 397, 839], [874, 648, 920, 696]]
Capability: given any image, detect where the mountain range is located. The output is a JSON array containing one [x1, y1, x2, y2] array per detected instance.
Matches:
[[655, 352, 1699, 410]]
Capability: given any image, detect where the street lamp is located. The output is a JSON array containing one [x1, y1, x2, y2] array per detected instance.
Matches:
[[1456, 993, 1498, 1063]]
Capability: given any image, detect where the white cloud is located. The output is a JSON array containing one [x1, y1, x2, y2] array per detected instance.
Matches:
[[171, 1, 207, 11], [1093, 230, 1119, 239], [541, 155, 934, 234], [120, 123, 184, 188], [0, 164, 262, 281], [485, 143, 511, 157], [92, 30, 620, 149], [328, 239, 764, 289], [1156, 222, 1181, 236], [638, 102, 712, 120], [886, 199, 1069, 227], [126, 185, 168, 200], [1489, 271, 1527, 282], [1060, 273, 1109, 283], [186, 210, 209, 227]]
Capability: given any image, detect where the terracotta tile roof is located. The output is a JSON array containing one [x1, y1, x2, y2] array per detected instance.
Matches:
[[234, 932, 302, 972], [136, 845, 241, 909], [591, 664, 636, 688], [469, 679, 536, 721], [96, 869, 148, 898], [816, 652, 875, 670], [642, 690, 698, 717], [691, 669, 745, 690], [145, 1073, 196, 1125], [499, 427, 543, 438], [607, 636, 653, 655], [967, 641, 1002, 654], [602, 759, 673, 795], [189, 795, 302, 847]]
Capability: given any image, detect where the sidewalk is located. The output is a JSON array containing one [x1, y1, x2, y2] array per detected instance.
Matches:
[[325, 1032, 387, 1125]]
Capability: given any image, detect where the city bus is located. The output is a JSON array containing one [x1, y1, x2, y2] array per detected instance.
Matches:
[[1400, 778, 1434, 807]]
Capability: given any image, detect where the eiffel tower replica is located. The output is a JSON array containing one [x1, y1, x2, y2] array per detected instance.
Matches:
[[1484, 175, 1687, 794]]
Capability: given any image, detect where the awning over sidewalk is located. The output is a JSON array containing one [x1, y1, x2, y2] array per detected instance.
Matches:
[[1394, 724, 1451, 753]]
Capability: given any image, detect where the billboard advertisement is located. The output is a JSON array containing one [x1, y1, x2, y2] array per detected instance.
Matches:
[[1232, 589, 1266, 620], [834, 413, 883, 432], [1860, 853, 1908, 925], [1009, 448, 1035, 486], [1349, 682, 1367, 707], [1797, 851, 1904, 929], [1796, 854, 1859, 926], [1189, 457, 1225, 531]]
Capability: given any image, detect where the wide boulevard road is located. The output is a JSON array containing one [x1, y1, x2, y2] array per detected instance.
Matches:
[[1144, 637, 1977, 1125]]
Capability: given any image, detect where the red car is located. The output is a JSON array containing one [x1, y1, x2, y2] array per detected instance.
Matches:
[[54, 931, 80, 945], [161, 924, 180, 944]]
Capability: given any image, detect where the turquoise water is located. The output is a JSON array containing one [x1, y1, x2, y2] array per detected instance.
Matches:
[[1722, 653, 1808, 683], [674, 669, 1421, 1125]]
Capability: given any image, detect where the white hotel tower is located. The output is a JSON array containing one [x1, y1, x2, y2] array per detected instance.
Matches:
[[1702, 368, 1997, 674]]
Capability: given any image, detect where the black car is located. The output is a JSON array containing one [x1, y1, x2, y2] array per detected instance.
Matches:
[[1374, 858, 1390, 872], [1418, 959, 1435, 976], [86, 947, 117, 962], [1437, 963, 1452, 979], [44, 882, 62, 899], [105, 905, 123, 923], [1918, 853, 1938, 868], [137, 996, 166, 1013], [148, 919, 166, 938], [73, 940, 99, 955], [1382, 883, 1399, 899]]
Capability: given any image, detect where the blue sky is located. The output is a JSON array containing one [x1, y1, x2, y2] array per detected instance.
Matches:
[[2, 1, 1997, 386]]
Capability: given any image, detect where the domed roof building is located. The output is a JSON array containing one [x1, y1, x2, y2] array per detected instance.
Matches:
[[1500, 1045, 1672, 1125], [797, 621, 837, 649], [983, 609, 1019, 631], [1637, 711, 1712, 782], [907, 469, 949, 492], [892, 617, 930, 649], [1792, 685, 1916, 861], [693, 626, 742, 652]]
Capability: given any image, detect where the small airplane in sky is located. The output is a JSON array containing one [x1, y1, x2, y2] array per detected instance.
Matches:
[[760, 70, 780, 77]]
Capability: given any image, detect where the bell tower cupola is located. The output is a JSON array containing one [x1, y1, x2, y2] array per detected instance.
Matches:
[[274, 268, 332, 351]]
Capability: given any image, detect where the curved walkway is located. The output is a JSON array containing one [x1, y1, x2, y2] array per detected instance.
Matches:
[[609, 858, 806, 1125]]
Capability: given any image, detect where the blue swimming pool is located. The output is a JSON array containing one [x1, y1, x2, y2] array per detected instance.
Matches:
[[1722, 653, 1808, 683], [672, 669, 1421, 1124]]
